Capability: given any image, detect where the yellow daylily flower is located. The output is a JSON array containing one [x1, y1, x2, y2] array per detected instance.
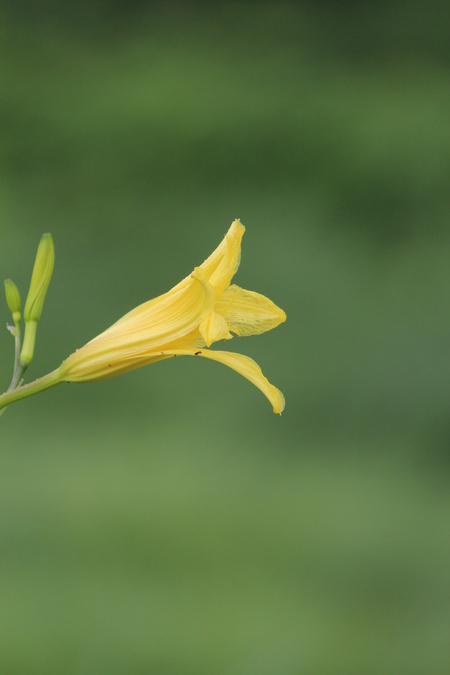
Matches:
[[57, 220, 286, 413]]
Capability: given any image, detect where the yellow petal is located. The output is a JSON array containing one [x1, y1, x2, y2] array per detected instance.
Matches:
[[159, 220, 244, 300], [215, 285, 286, 337], [93, 267, 214, 345], [59, 269, 216, 381], [196, 350, 285, 413], [199, 310, 233, 347], [199, 220, 244, 285], [205, 232, 240, 297], [60, 352, 171, 383], [152, 348, 285, 414]]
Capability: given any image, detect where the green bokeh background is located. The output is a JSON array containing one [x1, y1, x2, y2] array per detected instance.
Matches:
[[1, 2, 450, 673]]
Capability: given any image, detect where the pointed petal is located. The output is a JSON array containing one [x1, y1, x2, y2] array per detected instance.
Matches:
[[162, 220, 245, 298], [199, 310, 233, 347], [215, 285, 286, 337], [195, 350, 285, 413], [205, 232, 240, 297], [154, 348, 285, 414], [199, 220, 245, 289]]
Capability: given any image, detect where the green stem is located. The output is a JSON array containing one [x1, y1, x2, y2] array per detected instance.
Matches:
[[7, 320, 24, 391], [14, 326, 21, 373], [9, 361, 28, 392], [0, 368, 63, 413]]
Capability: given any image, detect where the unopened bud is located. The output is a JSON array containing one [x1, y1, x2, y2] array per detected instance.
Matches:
[[20, 233, 55, 365], [23, 234, 55, 323], [4, 279, 21, 325]]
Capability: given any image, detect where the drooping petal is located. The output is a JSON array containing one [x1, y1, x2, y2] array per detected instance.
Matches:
[[195, 350, 285, 414], [215, 284, 286, 337], [199, 310, 232, 347], [148, 348, 285, 414]]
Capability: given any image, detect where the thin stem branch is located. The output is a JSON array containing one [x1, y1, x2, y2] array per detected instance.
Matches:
[[0, 369, 63, 413], [7, 321, 25, 391], [8, 361, 28, 392]]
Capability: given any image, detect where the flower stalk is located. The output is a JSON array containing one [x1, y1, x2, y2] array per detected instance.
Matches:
[[2, 221, 286, 415], [0, 369, 62, 412]]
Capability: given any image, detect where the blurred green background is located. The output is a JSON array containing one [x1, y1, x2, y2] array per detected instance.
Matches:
[[1, 2, 450, 673]]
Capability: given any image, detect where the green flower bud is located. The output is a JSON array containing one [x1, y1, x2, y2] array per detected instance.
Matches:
[[20, 233, 55, 365], [23, 233, 55, 323], [4, 279, 21, 325]]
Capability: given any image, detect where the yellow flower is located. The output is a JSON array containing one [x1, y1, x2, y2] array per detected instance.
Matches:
[[58, 220, 286, 413]]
